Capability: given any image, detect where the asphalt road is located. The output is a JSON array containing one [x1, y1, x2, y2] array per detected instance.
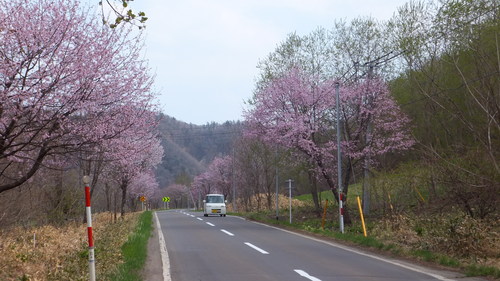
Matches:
[[148, 210, 487, 281]]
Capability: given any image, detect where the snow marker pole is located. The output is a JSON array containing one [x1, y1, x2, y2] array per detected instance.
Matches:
[[83, 176, 96, 281]]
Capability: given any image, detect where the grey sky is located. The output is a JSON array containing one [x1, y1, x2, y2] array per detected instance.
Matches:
[[122, 0, 409, 125]]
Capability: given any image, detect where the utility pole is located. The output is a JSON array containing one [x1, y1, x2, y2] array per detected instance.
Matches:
[[232, 147, 237, 212], [362, 64, 374, 215], [275, 146, 279, 220], [356, 52, 402, 213], [198, 189, 201, 211], [336, 82, 344, 234]]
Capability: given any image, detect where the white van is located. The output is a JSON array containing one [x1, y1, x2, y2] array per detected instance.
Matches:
[[203, 194, 227, 217]]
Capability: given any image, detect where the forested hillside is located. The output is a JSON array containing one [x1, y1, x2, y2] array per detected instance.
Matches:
[[155, 114, 243, 189], [387, 3, 499, 219]]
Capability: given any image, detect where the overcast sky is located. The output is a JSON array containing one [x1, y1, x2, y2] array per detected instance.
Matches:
[[121, 0, 409, 125]]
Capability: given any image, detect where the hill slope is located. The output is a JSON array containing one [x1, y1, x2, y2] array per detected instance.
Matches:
[[155, 114, 243, 188]]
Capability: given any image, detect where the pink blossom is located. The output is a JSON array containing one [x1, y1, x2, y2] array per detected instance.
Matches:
[[0, 0, 159, 193], [244, 68, 414, 197]]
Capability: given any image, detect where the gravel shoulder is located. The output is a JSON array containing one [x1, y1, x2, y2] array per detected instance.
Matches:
[[142, 212, 164, 281]]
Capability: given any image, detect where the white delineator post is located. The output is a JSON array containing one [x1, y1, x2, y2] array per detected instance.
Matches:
[[287, 179, 293, 224], [83, 176, 96, 281]]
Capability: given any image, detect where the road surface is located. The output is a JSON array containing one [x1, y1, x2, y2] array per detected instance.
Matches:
[[144, 210, 487, 281]]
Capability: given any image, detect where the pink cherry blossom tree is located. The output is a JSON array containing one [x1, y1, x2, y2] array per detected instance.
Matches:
[[244, 68, 414, 222], [164, 183, 188, 209], [207, 156, 233, 199], [191, 172, 216, 198], [191, 155, 233, 204], [245, 68, 338, 194], [106, 127, 163, 217], [129, 171, 159, 200], [0, 0, 156, 194], [79, 106, 161, 202]]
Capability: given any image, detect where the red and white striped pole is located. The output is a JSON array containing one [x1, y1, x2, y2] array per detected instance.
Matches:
[[83, 176, 96, 281], [339, 192, 344, 233]]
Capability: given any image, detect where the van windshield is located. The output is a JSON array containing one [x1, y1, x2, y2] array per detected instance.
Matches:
[[206, 196, 224, 203]]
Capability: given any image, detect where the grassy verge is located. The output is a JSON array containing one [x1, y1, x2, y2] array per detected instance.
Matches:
[[107, 211, 153, 281], [294, 184, 362, 204], [0, 212, 144, 281], [465, 264, 500, 278]]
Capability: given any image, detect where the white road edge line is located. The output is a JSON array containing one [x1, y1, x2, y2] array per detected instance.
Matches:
[[244, 242, 269, 254], [294, 269, 322, 281], [206, 222, 215, 226], [154, 212, 171, 281], [220, 229, 234, 236], [248, 220, 454, 281]]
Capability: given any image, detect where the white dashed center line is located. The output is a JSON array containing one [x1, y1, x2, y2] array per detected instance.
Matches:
[[206, 222, 215, 226], [220, 229, 234, 236], [294, 269, 322, 281], [196, 218, 203, 221], [244, 242, 269, 254]]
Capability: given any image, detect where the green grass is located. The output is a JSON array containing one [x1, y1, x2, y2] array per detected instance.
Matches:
[[243, 209, 384, 246], [465, 264, 500, 278], [409, 249, 460, 268], [108, 211, 153, 281], [294, 191, 330, 201], [294, 184, 363, 204]]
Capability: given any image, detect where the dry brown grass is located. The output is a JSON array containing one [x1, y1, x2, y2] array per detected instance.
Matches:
[[0, 212, 140, 281], [226, 193, 307, 212], [370, 212, 500, 268]]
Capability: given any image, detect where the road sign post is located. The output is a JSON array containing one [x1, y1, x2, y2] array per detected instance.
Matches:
[[162, 197, 170, 209], [140, 196, 146, 211]]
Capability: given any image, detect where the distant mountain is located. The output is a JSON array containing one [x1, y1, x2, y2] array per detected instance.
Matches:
[[155, 114, 243, 188]]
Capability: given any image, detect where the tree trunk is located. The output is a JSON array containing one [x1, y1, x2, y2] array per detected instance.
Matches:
[[266, 188, 273, 211], [105, 183, 111, 212], [0, 146, 50, 194], [113, 189, 117, 223], [318, 155, 353, 225], [308, 171, 321, 217], [120, 178, 128, 219], [342, 158, 353, 225]]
